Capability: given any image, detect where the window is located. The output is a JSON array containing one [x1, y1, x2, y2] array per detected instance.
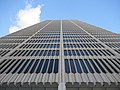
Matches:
[[48, 59, 54, 73], [74, 59, 82, 73], [54, 59, 59, 73], [79, 59, 88, 73], [65, 59, 70, 73], [70, 59, 76, 73], [18, 59, 29, 73], [42, 59, 49, 73], [30, 59, 39, 73], [24, 60, 34, 73], [36, 59, 44, 73], [84, 59, 94, 73], [89, 59, 100, 73]]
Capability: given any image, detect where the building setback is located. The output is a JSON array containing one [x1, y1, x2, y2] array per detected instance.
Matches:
[[0, 20, 120, 90]]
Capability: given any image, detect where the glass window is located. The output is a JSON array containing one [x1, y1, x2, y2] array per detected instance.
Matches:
[[64, 50, 67, 56], [42, 59, 49, 73], [36, 59, 44, 73], [47, 50, 51, 56], [79, 59, 88, 73], [74, 59, 82, 73], [56, 50, 59, 56], [79, 50, 84, 56], [30, 59, 39, 73], [39, 50, 44, 56], [72, 50, 76, 56], [12, 59, 25, 73], [84, 59, 94, 73], [43, 50, 48, 56], [18, 59, 29, 74], [30, 50, 36, 56], [54, 59, 59, 73], [65, 59, 70, 73], [35, 50, 40, 56], [94, 59, 106, 73], [69, 59, 76, 73], [48, 59, 54, 73], [89, 59, 100, 73], [104, 59, 118, 73], [52, 50, 55, 56], [24, 60, 34, 73], [68, 50, 72, 56], [76, 50, 80, 56], [83, 50, 89, 56]]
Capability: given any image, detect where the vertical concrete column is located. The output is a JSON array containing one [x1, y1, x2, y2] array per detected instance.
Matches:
[[59, 20, 66, 90]]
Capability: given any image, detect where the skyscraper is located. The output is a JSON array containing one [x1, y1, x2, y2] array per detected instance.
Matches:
[[0, 20, 120, 90]]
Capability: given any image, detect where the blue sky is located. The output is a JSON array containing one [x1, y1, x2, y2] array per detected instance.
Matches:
[[0, 0, 120, 36]]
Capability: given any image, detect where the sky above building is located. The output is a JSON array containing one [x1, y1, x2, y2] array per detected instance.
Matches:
[[0, 0, 120, 36]]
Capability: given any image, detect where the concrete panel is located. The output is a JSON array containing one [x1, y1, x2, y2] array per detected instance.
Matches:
[[19, 87, 31, 90], [93, 88, 105, 90], [67, 88, 78, 90], [106, 88, 120, 90], [6, 87, 18, 90], [79, 88, 92, 90], [46, 88, 58, 90], [0, 87, 5, 90], [32, 88, 45, 90]]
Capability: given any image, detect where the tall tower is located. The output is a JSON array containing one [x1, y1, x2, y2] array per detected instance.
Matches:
[[0, 20, 120, 90]]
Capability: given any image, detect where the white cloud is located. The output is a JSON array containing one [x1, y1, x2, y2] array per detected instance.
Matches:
[[9, 2, 42, 33]]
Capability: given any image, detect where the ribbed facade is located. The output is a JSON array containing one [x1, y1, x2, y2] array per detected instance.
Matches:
[[0, 20, 120, 90]]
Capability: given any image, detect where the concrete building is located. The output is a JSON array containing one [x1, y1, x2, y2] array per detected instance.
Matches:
[[0, 20, 120, 90]]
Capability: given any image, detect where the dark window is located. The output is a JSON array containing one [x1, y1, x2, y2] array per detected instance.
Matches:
[[83, 50, 89, 56], [64, 50, 67, 56], [24, 60, 34, 73], [76, 50, 80, 56], [54, 59, 59, 73], [65, 59, 70, 73], [89, 59, 100, 73], [52, 50, 55, 56], [39, 50, 44, 56], [18, 59, 29, 73], [12, 59, 25, 73], [104, 59, 118, 73], [84, 59, 94, 73], [72, 50, 76, 56], [30, 59, 39, 73], [70, 59, 76, 73], [79, 50, 84, 56], [79, 59, 88, 73], [48, 59, 54, 73], [68, 50, 72, 56], [94, 59, 106, 73], [99, 59, 112, 73], [43, 50, 48, 56], [56, 50, 59, 56], [42, 59, 49, 73], [74, 59, 82, 73], [36, 59, 44, 73]]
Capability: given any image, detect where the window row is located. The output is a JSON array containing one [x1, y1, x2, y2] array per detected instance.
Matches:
[[0, 59, 59, 74], [0, 44, 18, 49], [99, 38, 120, 42], [63, 35, 92, 38], [64, 43, 104, 48], [63, 38, 97, 43], [65, 59, 119, 73], [0, 40, 24, 43], [19, 44, 60, 49], [106, 43, 120, 48], [26, 39, 60, 43], [0, 50, 10, 57], [64, 49, 115, 56], [10, 50, 59, 57]]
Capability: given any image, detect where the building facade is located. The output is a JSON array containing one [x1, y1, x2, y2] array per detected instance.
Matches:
[[0, 20, 120, 90]]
